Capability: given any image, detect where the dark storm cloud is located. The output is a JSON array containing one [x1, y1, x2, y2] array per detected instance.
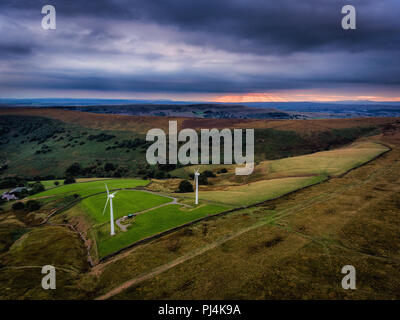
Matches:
[[0, 0, 399, 96], [3, 0, 399, 53]]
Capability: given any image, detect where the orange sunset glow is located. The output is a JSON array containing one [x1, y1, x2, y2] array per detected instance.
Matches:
[[213, 93, 400, 103]]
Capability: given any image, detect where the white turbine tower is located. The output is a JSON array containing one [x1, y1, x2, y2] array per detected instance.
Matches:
[[194, 168, 200, 205], [102, 184, 118, 236]]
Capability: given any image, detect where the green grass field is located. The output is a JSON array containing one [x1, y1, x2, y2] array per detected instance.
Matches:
[[80, 190, 171, 223], [29, 178, 149, 199], [97, 204, 227, 257], [30, 178, 111, 190]]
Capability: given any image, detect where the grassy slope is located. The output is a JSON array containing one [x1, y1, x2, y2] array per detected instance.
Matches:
[[0, 115, 149, 177], [180, 176, 326, 206], [97, 204, 227, 258], [80, 190, 171, 223], [30, 178, 110, 190], [173, 142, 388, 206], [1, 111, 396, 179], [30, 179, 149, 199], [2, 108, 398, 133], [94, 133, 400, 300], [171, 141, 388, 179], [0, 226, 88, 299], [264, 141, 388, 178]]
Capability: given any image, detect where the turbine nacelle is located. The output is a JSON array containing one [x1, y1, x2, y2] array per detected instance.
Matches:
[[109, 192, 116, 199]]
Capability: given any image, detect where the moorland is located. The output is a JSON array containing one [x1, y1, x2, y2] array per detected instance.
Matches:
[[0, 107, 399, 299]]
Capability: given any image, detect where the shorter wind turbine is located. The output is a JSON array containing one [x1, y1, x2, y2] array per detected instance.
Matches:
[[194, 168, 200, 205], [102, 184, 118, 236]]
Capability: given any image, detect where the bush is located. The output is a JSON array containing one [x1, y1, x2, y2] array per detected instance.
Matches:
[[155, 171, 166, 179], [178, 180, 194, 193], [198, 175, 208, 185], [64, 177, 76, 185], [12, 202, 25, 211], [217, 168, 228, 174], [26, 200, 41, 212], [54, 181, 59, 186], [31, 182, 45, 194], [65, 163, 83, 177], [0, 177, 25, 189], [104, 163, 116, 172], [203, 170, 216, 178]]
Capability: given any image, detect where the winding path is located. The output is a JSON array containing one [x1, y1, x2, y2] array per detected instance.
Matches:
[[115, 190, 190, 232]]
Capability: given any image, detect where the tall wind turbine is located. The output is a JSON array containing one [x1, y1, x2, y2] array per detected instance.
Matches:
[[102, 184, 118, 236], [194, 168, 200, 205]]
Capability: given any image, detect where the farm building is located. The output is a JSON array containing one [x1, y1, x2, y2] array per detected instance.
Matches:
[[1, 192, 18, 201], [1, 187, 30, 201]]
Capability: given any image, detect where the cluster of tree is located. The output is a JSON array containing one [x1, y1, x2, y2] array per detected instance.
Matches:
[[33, 175, 58, 181], [135, 163, 178, 180], [177, 180, 194, 193], [188, 170, 220, 185], [64, 177, 76, 185], [0, 164, 8, 174], [12, 199, 41, 212], [65, 161, 129, 179], [0, 176, 26, 189], [106, 138, 151, 151], [28, 182, 45, 194], [35, 144, 52, 154], [87, 133, 115, 142]]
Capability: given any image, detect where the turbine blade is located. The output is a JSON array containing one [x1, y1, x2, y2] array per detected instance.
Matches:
[[111, 191, 119, 196], [102, 197, 110, 215], [105, 184, 109, 196]]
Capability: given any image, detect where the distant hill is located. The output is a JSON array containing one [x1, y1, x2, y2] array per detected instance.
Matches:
[[1, 98, 400, 119]]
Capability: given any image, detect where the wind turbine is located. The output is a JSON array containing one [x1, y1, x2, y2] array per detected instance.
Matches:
[[194, 167, 200, 205], [102, 184, 118, 236]]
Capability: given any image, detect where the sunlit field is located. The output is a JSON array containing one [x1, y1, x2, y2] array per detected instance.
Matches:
[[29, 179, 149, 199], [96, 203, 227, 257], [80, 190, 171, 223]]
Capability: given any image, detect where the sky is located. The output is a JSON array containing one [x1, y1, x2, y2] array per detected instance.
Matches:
[[0, 0, 399, 102]]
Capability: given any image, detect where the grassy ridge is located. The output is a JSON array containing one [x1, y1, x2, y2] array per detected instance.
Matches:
[[181, 176, 326, 206], [264, 141, 388, 178], [0, 115, 149, 177], [171, 141, 388, 180], [0, 114, 387, 179], [30, 179, 149, 199], [97, 204, 227, 258], [173, 142, 388, 206], [80, 190, 171, 223]]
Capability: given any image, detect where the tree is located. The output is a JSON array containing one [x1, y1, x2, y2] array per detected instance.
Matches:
[[64, 177, 76, 185], [54, 181, 59, 186], [104, 163, 116, 172], [31, 182, 45, 194], [26, 200, 41, 212], [12, 202, 25, 211], [217, 168, 228, 174], [65, 163, 83, 177], [198, 175, 208, 185], [155, 171, 166, 179], [178, 180, 194, 193], [203, 170, 216, 178]]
